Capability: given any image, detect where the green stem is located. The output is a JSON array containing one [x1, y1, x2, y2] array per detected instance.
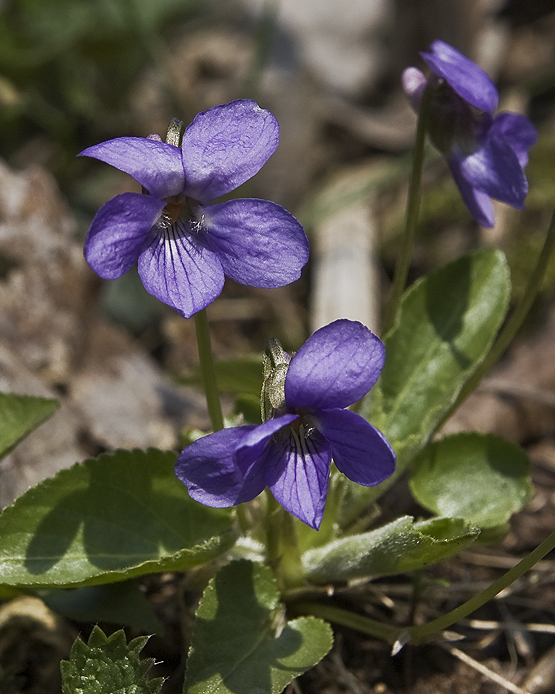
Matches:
[[291, 602, 399, 643], [410, 524, 555, 642], [382, 86, 432, 335], [193, 309, 224, 431], [265, 490, 281, 568], [265, 491, 304, 589], [294, 525, 555, 645], [438, 208, 555, 427]]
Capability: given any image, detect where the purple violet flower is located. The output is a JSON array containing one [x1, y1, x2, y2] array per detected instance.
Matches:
[[175, 319, 396, 530], [403, 40, 537, 227], [79, 100, 309, 318]]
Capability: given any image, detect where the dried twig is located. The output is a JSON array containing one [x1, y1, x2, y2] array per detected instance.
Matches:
[[438, 641, 532, 694]]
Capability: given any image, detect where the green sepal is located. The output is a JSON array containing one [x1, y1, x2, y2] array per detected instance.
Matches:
[[261, 339, 289, 422]]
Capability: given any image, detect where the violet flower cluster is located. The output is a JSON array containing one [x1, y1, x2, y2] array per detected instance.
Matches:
[[79, 99, 309, 318], [176, 319, 396, 530], [403, 40, 537, 227]]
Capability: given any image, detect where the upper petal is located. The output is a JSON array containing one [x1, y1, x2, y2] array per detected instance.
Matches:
[[175, 425, 265, 507], [457, 134, 528, 210], [489, 112, 538, 168], [285, 319, 385, 410], [79, 138, 185, 199], [84, 192, 165, 279], [447, 158, 495, 227], [181, 100, 279, 205], [137, 220, 225, 318], [316, 409, 395, 486], [203, 199, 309, 288], [265, 427, 332, 530], [421, 40, 498, 115]]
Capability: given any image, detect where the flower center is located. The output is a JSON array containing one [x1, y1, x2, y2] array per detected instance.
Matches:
[[158, 195, 204, 236], [290, 411, 316, 435], [274, 410, 317, 449]]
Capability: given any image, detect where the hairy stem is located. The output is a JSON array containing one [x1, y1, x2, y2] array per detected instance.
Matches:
[[194, 309, 224, 432], [382, 86, 432, 335], [265, 491, 304, 589]]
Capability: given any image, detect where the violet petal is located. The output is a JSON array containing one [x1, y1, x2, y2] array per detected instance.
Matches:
[[489, 112, 538, 168], [137, 221, 225, 318], [266, 427, 332, 530], [181, 100, 279, 205], [447, 159, 495, 227], [79, 138, 185, 199], [457, 134, 528, 209], [84, 192, 165, 279], [316, 409, 396, 487], [285, 319, 385, 410], [234, 414, 298, 502], [175, 426, 264, 507], [421, 40, 498, 115], [204, 199, 309, 288]]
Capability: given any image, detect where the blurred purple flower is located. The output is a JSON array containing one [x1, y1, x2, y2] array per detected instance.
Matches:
[[79, 100, 309, 318], [175, 319, 395, 530], [403, 40, 537, 227]]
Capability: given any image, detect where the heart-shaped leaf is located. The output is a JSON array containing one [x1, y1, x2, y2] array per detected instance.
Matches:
[[409, 432, 533, 528], [342, 248, 511, 521], [0, 449, 235, 588], [367, 247, 510, 468], [183, 560, 333, 694]]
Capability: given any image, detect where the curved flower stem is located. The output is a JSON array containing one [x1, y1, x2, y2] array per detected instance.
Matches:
[[291, 601, 399, 643], [382, 86, 432, 336], [193, 309, 224, 432], [293, 525, 555, 646], [409, 524, 555, 643], [437, 207, 555, 428]]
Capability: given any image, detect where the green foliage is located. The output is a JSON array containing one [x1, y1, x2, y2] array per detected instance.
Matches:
[[0, 449, 236, 588], [334, 248, 511, 525], [183, 355, 264, 398], [61, 625, 163, 694], [181, 355, 265, 424], [42, 580, 163, 634], [0, 0, 202, 188], [410, 432, 533, 529], [301, 516, 479, 585], [0, 391, 59, 459], [362, 247, 510, 469], [183, 560, 333, 694]]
